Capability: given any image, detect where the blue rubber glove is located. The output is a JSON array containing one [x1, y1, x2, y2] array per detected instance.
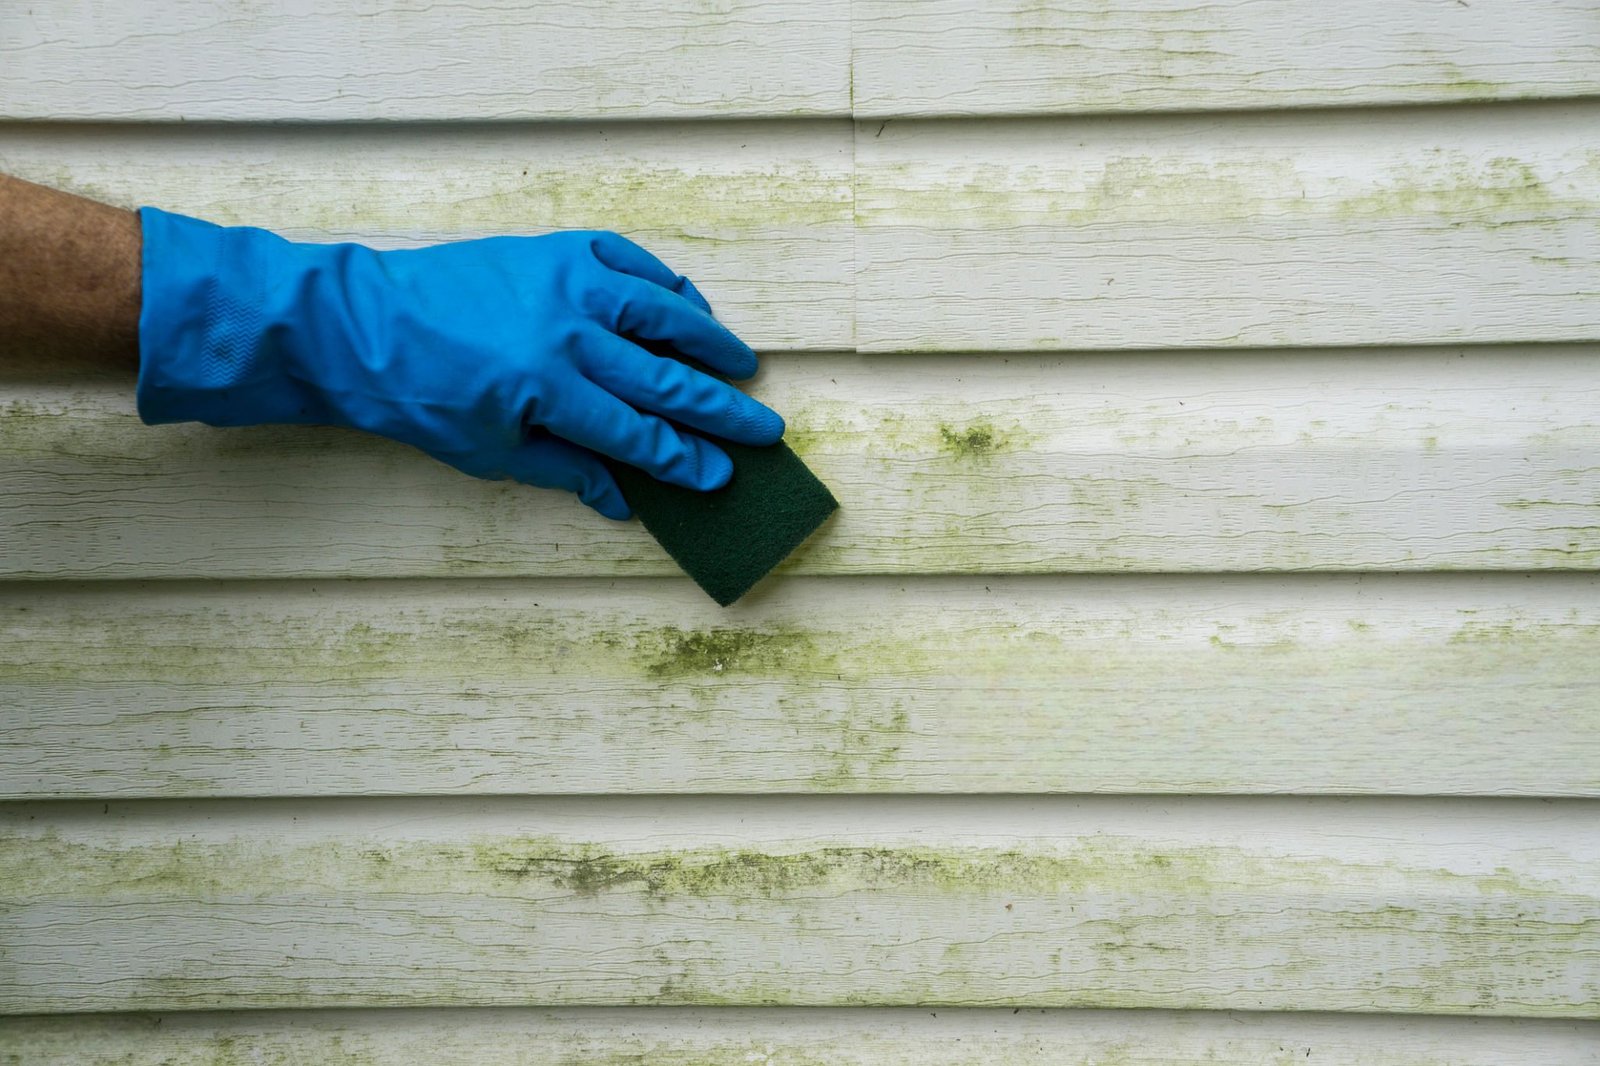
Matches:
[[135, 207, 785, 520]]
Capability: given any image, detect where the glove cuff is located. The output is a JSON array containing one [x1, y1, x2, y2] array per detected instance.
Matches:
[[135, 207, 322, 427]]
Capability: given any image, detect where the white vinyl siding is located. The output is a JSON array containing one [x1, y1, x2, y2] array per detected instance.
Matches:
[[2, 1, 1598, 1062]]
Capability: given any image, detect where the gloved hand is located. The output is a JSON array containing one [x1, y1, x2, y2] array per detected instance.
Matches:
[[135, 207, 785, 520]]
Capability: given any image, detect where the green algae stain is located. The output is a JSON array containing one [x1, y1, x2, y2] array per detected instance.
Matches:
[[781, 407, 909, 462], [475, 841, 652, 896], [1333, 154, 1559, 221], [1498, 498, 1588, 512], [0, 394, 145, 459], [861, 151, 1598, 230], [471, 840, 914, 899], [635, 625, 832, 679], [938, 421, 1001, 459], [768, 410, 1029, 465], [7, 830, 1596, 1013], [1448, 619, 1600, 646], [465, 837, 1264, 900], [25, 158, 852, 242], [807, 701, 914, 792], [12, 830, 1590, 908]]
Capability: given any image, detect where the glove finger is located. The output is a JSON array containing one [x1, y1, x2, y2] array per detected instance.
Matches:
[[435, 438, 632, 521], [588, 231, 713, 314], [581, 329, 784, 446], [600, 272, 758, 380], [503, 436, 633, 521], [540, 375, 734, 491]]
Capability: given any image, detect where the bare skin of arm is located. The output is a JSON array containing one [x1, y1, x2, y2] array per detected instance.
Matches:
[[0, 173, 141, 372]]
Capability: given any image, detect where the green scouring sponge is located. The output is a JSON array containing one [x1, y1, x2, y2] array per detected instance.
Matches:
[[609, 435, 839, 606]]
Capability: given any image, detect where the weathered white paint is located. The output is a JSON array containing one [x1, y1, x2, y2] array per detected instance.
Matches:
[[6, 104, 1600, 353], [4, 573, 1599, 799], [5, 1008, 1599, 1066], [856, 103, 1600, 350], [3, 797, 1597, 1015], [0, 0, 851, 120], [3, 348, 1597, 578], [853, 0, 1600, 116], [10, 1, 1600, 122], [0, 122, 855, 352]]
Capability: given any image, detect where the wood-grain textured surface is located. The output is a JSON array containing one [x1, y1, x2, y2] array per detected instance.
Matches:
[[4, 798, 1597, 1015], [1, 0, 852, 120], [4, 574, 1598, 799], [855, 105, 1600, 350], [9, 1, 1600, 121], [3, 349, 1597, 579], [5, 1009, 1599, 1066], [6, 105, 1600, 353], [0, 123, 855, 352], [852, 0, 1600, 117]]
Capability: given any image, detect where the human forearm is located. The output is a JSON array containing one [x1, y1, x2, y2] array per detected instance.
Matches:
[[0, 172, 140, 371]]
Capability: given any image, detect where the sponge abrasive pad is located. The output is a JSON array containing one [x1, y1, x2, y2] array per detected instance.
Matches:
[[608, 438, 839, 606]]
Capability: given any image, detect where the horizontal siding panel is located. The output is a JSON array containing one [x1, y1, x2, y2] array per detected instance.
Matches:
[[2, 349, 1597, 579], [853, 0, 1600, 117], [5, 1008, 1599, 1065], [4, 574, 1599, 799], [3, 797, 1597, 1015], [0, 122, 854, 352], [857, 104, 1600, 350], [1, 1, 850, 120], [8, 105, 1597, 355], [11, 0, 1598, 124]]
